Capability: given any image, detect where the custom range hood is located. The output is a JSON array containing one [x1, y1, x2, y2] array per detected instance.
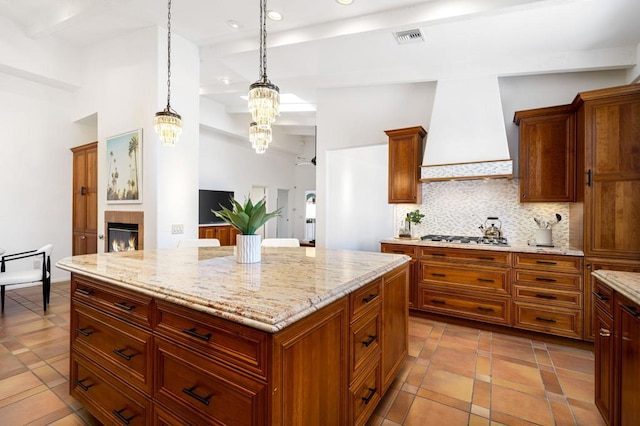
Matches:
[[422, 76, 513, 181]]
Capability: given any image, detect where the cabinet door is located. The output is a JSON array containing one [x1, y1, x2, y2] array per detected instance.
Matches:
[[617, 295, 640, 426], [72, 142, 98, 256], [517, 110, 576, 202], [584, 94, 640, 258], [381, 264, 408, 392], [216, 226, 231, 246], [594, 305, 614, 425], [386, 127, 426, 204]]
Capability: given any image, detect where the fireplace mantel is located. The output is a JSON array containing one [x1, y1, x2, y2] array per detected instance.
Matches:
[[104, 211, 144, 252]]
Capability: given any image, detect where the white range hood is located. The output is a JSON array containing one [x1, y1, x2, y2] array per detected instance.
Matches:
[[422, 76, 513, 181]]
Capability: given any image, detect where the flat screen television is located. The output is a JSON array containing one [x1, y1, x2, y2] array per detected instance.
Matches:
[[199, 190, 234, 224]]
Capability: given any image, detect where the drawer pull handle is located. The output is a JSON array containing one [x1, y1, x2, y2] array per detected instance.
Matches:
[[621, 305, 640, 317], [477, 278, 495, 283], [362, 294, 378, 303], [477, 306, 495, 312], [182, 386, 212, 406], [113, 348, 136, 361], [593, 292, 609, 302], [535, 260, 557, 265], [535, 277, 557, 283], [535, 317, 557, 323], [113, 301, 135, 311], [599, 328, 611, 337], [477, 256, 495, 261], [112, 408, 135, 425], [431, 273, 446, 278], [76, 327, 94, 337], [431, 299, 446, 305], [392, 250, 405, 254], [182, 327, 212, 341], [76, 288, 93, 296], [535, 294, 558, 300], [75, 378, 93, 391], [432, 253, 446, 257], [362, 387, 377, 404], [362, 335, 378, 347]]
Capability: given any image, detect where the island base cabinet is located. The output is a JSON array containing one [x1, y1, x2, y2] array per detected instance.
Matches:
[[617, 293, 640, 426], [594, 303, 614, 425]]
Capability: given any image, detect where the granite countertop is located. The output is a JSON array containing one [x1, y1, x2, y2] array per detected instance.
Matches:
[[379, 238, 584, 257], [56, 247, 409, 333], [592, 270, 640, 306]]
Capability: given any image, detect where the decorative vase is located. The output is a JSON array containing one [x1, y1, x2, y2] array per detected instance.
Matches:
[[236, 234, 262, 263]]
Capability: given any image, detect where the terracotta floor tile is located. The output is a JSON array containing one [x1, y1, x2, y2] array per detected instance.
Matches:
[[385, 390, 414, 424], [569, 402, 607, 426], [401, 383, 418, 394], [540, 369, 564, 395], [534, 348, 553, 366], [557, 374, 594, 403], [0, 389, 67, 425], [471, 404, 490, 418], [46, 413, 88, 426], [31, 364, 64, 386], [405, 363, 428, 387], [407, 336, 425, 357], [550, 351, 595, 376], [438, 333, 479, 353], [404, 396, 469, 426], [549, 400, 576, 425], [408, 322, 433, 339], [421, 368, 474, 403], [429, 345, 477, 375], [380, 420, 402, 426], [469, 414, 491, 426], [472, 380, 491, 408], [476, 355, 491, 376], [491, 385, 554, 426], [492, 358, 544, 390], [416, 387, 470, 412], [491, 410, 542, 426], [374, 387, 399, 418]]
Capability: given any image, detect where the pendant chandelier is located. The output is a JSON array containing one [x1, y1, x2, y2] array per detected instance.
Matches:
[[155, 0, 182, 146], [248, 0, 279, 153]]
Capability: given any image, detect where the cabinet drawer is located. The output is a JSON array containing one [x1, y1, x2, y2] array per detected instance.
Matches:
[[72, 302, 153, 394], [513, 302, 583, 339], [512, 253, 583, 274], [593, 278, 614, 316], [350, 359, 381, 426], [155, 301, 268, 379], [72, 274, 153, 329], [420, 263, 510, 296], [418, 289, 510, 325], [513, 270, 582, 291], [154, 338, 266, 426], [350, 308, 381, 381], [71, 353, 150, 426], [381, 244, 417, 258], [513, 286, 582, 309], [420, 247, 511, 266], [350, 279, 381, 322]]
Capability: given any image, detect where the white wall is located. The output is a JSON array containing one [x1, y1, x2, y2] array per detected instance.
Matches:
[[199, 128, 298, 239], [0, 73, 92, 282]]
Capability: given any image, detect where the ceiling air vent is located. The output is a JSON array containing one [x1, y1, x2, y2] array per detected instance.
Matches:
[[394, 29, 424, 44]]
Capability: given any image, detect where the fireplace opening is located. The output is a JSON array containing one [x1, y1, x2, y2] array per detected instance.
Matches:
[[108, 222, 139, 252]]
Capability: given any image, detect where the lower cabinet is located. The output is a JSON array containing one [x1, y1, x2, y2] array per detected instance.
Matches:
[[198, 224, 239, 245], [594, 277, 640, 425], [380, 243, 418, 308], [69, 265, 408, 425]]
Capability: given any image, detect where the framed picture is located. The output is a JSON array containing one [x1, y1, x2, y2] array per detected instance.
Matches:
[[106, 129, 142, 203]]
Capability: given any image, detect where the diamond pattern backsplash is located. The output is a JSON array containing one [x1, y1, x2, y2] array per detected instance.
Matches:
[[395, 179, 570, 247]]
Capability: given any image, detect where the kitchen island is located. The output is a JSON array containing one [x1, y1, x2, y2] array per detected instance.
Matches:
[[57, 247, 410, 426]]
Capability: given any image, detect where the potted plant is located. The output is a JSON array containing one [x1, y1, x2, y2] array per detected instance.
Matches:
[[213, 196, 282, 263], [399, 209, 425, 239]]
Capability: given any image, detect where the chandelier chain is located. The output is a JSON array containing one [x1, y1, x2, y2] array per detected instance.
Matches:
[[259, 0, 267, 82], [166, 0, 172, 109]]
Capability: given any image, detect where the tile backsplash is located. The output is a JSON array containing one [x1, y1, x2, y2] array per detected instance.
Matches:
[[395, 179, 570, 247]]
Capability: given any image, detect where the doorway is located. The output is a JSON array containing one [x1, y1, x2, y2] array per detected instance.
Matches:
[[276, 189, 290, 237]]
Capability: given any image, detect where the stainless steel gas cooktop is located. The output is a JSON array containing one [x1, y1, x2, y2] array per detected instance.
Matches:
[[420, 234, 509, 246]]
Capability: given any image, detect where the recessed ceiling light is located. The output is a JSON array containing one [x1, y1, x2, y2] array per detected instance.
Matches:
[[219, 77, 231, 85], [336, 0, 354, 5], [267, 10, 283, 21], [226, 20, 241, 30]]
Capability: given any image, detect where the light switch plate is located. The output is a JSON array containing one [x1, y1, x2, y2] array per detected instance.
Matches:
[[171, 224, 184, 234]]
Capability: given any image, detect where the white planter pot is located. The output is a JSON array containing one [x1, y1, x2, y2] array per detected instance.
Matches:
[[236, 234, 261, 263]]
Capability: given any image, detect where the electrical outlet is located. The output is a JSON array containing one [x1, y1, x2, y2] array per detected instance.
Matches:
[[33, 260, 41, 269], [171, 224, 184, 234]]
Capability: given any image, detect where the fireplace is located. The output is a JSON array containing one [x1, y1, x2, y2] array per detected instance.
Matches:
[[105, 211, 144, 252]]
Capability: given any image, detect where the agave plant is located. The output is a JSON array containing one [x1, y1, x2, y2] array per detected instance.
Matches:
[[213, 196, 282, 235]]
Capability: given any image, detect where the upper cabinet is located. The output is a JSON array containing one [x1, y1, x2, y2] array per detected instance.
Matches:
[[573, 84, 640, 259], [386, 126, 427, 204], [514, 105, 576, 202]]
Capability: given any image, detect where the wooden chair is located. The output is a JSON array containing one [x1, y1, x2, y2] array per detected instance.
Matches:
[[177, 239, 221, 248], [0, 244, 53, 312]]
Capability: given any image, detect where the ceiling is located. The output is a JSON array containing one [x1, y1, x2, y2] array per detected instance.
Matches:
[[2, 0, 640, 148]]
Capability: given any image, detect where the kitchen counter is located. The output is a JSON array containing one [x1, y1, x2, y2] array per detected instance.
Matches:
[[380, 238, 584, 257], [57, 247, 409, 332], [592, 269, 640, 306]]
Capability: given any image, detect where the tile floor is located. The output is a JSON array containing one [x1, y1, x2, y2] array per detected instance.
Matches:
[[0, 282, 604, 425]]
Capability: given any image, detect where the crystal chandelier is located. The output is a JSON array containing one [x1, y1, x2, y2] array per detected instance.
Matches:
[[249, 122, 272, 154], [155, 0, 182, 146], [248, 0, 279, 153]]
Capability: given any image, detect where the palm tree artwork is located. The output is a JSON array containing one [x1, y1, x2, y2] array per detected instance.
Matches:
[[106, 130, 142, 201]]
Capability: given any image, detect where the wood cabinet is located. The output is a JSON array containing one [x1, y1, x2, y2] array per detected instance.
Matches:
[[512, 253, 583, 339], [198, 224, 239, 245], [514, 105, 576, 202], [71, 142, 98, 255], [594, 277, 640, 425], [417, 247, 512, 326], [385, 126, 426, 203], [69, 263, 408, 425], [381, 243, 418, 308]]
